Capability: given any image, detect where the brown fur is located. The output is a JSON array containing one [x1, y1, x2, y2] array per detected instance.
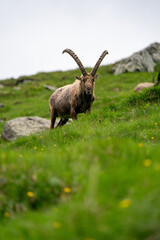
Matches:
[[49, 76, 96, 128], [49, 49, 108, 129], [134, 72, 160, 93]]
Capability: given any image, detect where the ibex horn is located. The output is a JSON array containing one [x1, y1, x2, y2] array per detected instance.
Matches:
[[90, 50, 108, 76], [62, 49, 87, 76]]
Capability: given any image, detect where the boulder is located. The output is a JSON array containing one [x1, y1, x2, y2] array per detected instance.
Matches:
[[13, 86, 21, 91], [113, 42, 160, 75], [0, 103, 4, 108], [16, 77, 36, 85], [2, 116, 72, 141], [2, 117, 51, 141], [44, 84, 57, 91]]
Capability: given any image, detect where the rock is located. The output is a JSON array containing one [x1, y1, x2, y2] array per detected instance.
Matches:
[[44, 84, 57, 91], [13, 86, 21, 90], [113, 42, 160, 75], [0, 103, 4, 108], [2, 116, 72, 141], [2, 117, 50, 141], [0, 84, 4, 89], [16, 78, 36, 85]]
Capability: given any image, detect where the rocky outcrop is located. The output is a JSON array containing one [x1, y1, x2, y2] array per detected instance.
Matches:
[[112, 42, 160, 75]]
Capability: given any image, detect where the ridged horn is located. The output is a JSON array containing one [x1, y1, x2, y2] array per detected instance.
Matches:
[[90, 50, 108, 76], [62, 49, 87, 76]]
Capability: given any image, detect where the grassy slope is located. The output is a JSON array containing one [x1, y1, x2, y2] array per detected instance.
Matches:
[[0, 66, 160, 240]]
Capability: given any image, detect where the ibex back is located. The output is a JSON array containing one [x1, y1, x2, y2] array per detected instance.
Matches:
[[49, 49, 108, 128], [134, 72, 160, 92]]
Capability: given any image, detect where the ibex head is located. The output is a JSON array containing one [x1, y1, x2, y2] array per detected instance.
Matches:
[[62, 49, 108, 95]]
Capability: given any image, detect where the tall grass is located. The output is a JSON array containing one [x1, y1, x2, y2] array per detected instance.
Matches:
[[0, 67, 160, 239]]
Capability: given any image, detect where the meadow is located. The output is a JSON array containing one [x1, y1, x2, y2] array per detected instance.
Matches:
[[0, 64, 160, 240]]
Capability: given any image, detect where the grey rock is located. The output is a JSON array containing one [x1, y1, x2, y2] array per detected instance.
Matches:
[[2, 117, 50, 141], [0, 103, 4, 108], [13, 86, 21, 90], [113, 42, 160, 75], [0, 84, 4, 89], [44, 84, 57, 91], [2, 116, 72, 141], [16, 78, 34, 85]]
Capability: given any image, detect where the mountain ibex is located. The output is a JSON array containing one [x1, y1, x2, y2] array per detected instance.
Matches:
[[134, 72, 160, 92], [49, 49, 108, 128]]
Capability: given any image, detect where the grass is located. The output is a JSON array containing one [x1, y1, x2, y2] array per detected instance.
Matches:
[[0, 66, 160, 240]]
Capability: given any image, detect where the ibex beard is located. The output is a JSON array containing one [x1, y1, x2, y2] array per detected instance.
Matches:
[[49, 49, 108, 129]]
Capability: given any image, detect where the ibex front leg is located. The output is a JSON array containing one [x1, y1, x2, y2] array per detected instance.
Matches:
[[70, 107, 77, 120], [56, 118, 68, 127]]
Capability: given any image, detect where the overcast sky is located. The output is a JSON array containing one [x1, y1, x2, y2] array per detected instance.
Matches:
[[0, 0, 160, 80]]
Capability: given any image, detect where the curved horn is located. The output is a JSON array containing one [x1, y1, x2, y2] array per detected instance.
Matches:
[[90, 50, 108, 76], [62, 49, 87, 76]]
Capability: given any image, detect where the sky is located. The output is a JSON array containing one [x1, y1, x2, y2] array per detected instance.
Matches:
[[0, 0, 160, 80]]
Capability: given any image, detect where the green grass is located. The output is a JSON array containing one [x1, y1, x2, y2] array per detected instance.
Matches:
[[0, 66, 160, 240]]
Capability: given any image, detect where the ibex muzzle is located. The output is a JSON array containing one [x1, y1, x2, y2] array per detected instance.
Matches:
[[49, 49, 108, 128]]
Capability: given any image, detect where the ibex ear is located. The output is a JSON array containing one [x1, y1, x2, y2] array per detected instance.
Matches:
[[94, 74, 99, 80], [75, 76, 81, 80]]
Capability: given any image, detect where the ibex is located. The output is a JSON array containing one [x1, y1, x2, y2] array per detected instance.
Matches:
[[49, 49, 108, 128], [134, 72, 160, 92]]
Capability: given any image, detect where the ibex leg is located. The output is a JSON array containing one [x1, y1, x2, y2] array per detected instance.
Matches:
[[50, 108, 57, 129], [56, 118, 68, 127]]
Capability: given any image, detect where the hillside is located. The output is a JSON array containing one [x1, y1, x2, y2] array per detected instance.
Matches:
[[0, 64, 160, 240]]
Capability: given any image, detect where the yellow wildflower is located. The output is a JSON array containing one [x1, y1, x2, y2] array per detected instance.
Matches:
[[60, 194, 67, 200], [82, 139, 85, 142], [151, 137, 154, 140], [19, 154, 23, 158], [53, 208, 59, 212], [40, 136, 43, 139], [54, 144, 56, 147], [85, 239, 95, 240], [53, 222, 61, 229], [41, 148, 44, 151], [4, 212, 9, 217], [138, 143, 143, 148], [64, 187, 71, 193], [27, 191, 34, 198], [154, 164, 160, 171], [34, 147, 37, 150], [155, 123, 158, 126], [120, 198, 132, 208], [143, 159, 152, 167]]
